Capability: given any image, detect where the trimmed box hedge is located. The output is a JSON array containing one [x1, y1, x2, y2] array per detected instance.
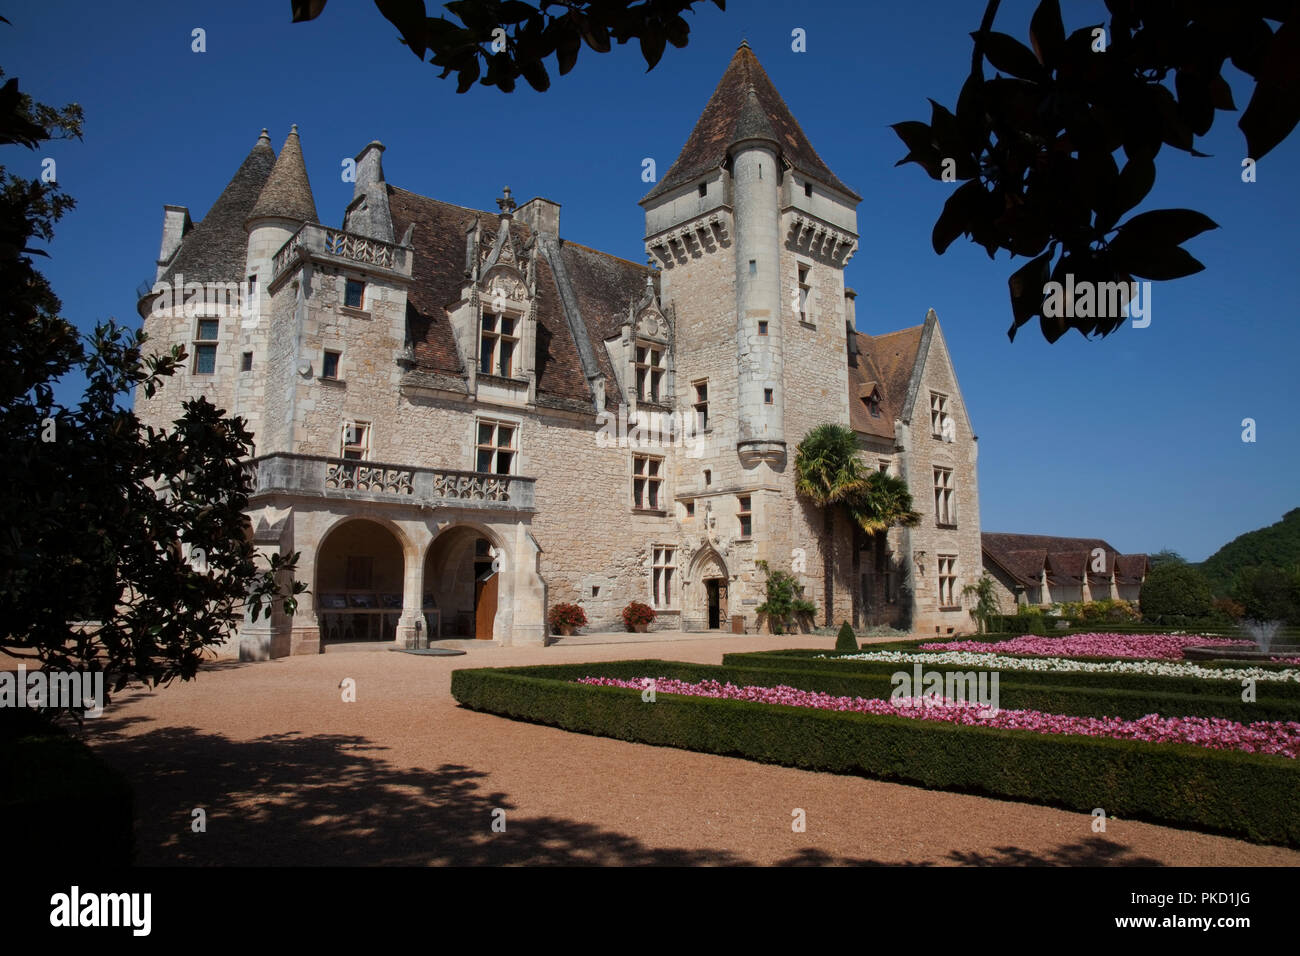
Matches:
[[501, 657, 1300, 722], [722, 648, 1300, 703], [451, 662, 1300, 847]]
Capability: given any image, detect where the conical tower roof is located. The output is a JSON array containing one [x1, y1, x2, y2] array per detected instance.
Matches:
[[642, 41, 858, 203], [156, 129, 276, 286], [247, 125, 319, 226]]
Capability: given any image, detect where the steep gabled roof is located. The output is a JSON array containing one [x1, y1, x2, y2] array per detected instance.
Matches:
[[848, 326, 923, 439], [248, 126, 318, 226], [388, 188, 651, 410], [156, 130, 276, 286], [641, 41, 858, 203]]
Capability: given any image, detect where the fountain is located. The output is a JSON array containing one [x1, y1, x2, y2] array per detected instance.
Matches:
[[1182, 619, 1300, 661]]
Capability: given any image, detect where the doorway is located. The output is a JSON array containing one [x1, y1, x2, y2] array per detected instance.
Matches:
[[705, 577, 727, 629]]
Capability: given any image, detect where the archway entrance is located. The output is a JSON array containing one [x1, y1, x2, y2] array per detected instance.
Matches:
[[315, 519, 405, 645], [687, 548, 729, 632], [425, 527, 499, 640]]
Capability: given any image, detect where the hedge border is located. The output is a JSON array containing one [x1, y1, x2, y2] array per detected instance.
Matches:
[[723, 648, 1300, 699], [451, 663, 1300, 847]]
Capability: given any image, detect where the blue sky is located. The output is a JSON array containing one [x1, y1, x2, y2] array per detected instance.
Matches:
[[4, 0, 1296, 561]]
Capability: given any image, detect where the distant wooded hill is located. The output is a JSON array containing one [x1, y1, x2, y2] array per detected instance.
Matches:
[[1196, 508, 1300, 594]]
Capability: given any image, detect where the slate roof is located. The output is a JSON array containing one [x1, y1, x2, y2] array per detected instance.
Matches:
[[248, 126, 318, 225], [155, 130, 276, 287], [847, 326, 924, 439], [641, 41, 858, 203], [982, 532, 1148, 588]]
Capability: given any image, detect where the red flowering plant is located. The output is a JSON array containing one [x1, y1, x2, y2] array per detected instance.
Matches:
[[622, 601, 656, 630], [548, 603, 587, 633]]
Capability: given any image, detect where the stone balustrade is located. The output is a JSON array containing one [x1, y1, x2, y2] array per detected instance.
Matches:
[[272, 224, 412, 280], [244, 453, 534, 511]]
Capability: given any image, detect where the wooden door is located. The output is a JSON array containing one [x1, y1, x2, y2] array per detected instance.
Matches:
[[474, 573, 498, 640]]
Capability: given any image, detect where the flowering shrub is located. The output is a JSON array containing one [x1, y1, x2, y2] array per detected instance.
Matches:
[[548, 603, 587, 632], [574, 676, 1300, 758], [821, 649, 1300, 684], [919, 633, 1253, 660], [622, 601, 655, 630], [1056, 599, 1141, 624]]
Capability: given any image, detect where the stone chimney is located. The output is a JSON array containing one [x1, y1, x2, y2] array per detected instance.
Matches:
[[343, 141, 394, 243], [516, 196, 561, 237], [155, 205, 192, 281]]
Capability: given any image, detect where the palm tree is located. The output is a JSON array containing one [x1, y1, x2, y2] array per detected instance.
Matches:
[[795, 424, 920, 626]]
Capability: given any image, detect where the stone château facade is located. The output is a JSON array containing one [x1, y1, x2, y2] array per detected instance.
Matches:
[[135, 43, 983, 659]]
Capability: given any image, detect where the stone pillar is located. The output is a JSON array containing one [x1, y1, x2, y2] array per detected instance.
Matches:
[[396, 543, 426, 648]]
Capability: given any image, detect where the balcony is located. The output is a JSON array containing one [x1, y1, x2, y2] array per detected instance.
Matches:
[[271, 223, 412, 283], [243, 453, 535, 511]]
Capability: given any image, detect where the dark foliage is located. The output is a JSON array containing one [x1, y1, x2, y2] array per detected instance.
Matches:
[[291, 0, 725, 93], [893, 0, 1297, 342], [0, 67, 305, 714]]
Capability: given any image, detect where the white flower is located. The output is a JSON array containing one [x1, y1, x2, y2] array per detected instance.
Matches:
[[815, 651, 1300, 683]]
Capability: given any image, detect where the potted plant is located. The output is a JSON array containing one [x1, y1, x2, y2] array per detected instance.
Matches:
[[548, 603, 587, 637], [622, 601, 656, 633]]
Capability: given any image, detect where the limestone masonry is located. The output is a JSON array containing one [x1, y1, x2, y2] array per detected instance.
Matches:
[[135, 43, 990, 658]]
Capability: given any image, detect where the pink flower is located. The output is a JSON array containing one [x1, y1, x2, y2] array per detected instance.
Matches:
[[918, 633, 1252, 660], [573, 676, 1300, 758]]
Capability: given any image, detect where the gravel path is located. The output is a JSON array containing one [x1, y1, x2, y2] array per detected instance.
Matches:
[[77, 635, 1300, 866]]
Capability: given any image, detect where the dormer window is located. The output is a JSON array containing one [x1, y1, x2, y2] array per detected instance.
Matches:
[[480, 312, 518, 377], [635, 342, 665, 403]]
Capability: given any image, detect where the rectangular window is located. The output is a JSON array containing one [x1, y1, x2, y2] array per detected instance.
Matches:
[[241, 351, 253, 372], [938, 555, 958, 609], [193, 319, 219, 375], [703, 469, 712, 487], [479, 312, 519, 377], [634, 343, 665, 403], [652, 546, 676, 608], [684, 500, 695, 518], [475, 419, 516, 475], [930, 391, 951, 439], [341, 421, 370, 460], [344, 279, 366, 310], [737, 495, 752, 538], [798, 264, 810, 322], [322, 350, 341, 380], [698, 182, 707, 198], [748, 259, 756, 276], [804, 182, 813, 198], [763, 388, 773, 404], [632, 455, 663, 510], [693, 379, 709, 431], [878, 459, 891, 474], [934, 466, 956, 526], [758, 320, 768, 335]]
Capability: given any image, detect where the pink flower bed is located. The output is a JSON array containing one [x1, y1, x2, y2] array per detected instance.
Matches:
[[574, 676, 1300, 758], [918, 633, 1254, 660]]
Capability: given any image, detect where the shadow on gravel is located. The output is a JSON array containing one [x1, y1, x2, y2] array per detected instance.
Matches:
[[83, 716, 1164, 867]]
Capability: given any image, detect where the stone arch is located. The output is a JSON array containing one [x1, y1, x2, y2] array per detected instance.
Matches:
[[314, 516, 410, 646], [684, 546, 730, 631], [422, 522, 508, 641]]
